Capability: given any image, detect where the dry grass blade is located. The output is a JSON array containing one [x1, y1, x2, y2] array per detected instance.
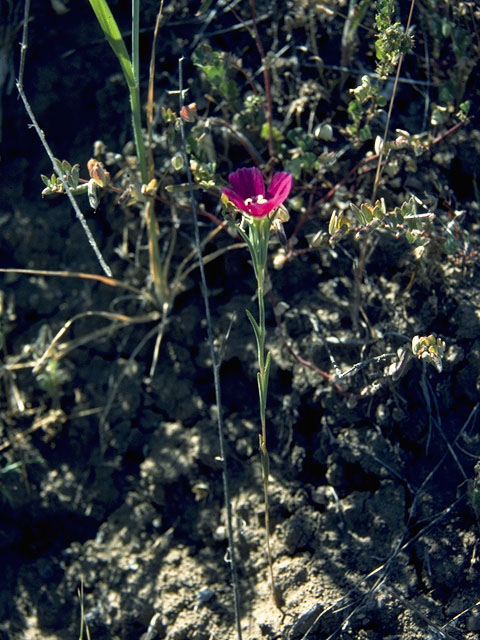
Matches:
[[31, 309, 160, 375], [0, 406, 103, 453], [0, 267, 156, 304], [146, 0, 165, 179]]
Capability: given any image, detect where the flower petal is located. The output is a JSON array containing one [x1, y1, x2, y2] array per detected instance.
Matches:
[[246, 200, 277, 217], [228, 167, 265, 200], [222, 187, 250, 213], [266, 172, 293, 208]]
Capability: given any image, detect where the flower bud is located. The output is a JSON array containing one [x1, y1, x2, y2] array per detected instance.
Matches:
[[180, 103, 197, 122], [87, 158, 110, 188], [314, 123, 334, 141], [141, 179, 158, 196], [273, 251, 288, 270]]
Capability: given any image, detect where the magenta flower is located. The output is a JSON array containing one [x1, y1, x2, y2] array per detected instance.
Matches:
[[222, 167, 293, 218]]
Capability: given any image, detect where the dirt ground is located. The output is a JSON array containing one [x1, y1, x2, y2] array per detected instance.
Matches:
[[1, 1, 480, 639]]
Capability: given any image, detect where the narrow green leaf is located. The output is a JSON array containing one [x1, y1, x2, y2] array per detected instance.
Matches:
[[88, 0, 134, 89], [351, 203, 367, 225], [264, 350, 271, 392], [71, 164, 80, 188], [246, 309, 262, 352], [233, 224, 249, 245], [257, 371, 267, 418]]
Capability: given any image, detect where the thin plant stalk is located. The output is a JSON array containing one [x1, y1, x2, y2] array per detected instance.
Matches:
[[77, 581, 91, 640], [371, 0, 416, 201], [147, 1, 165, 179], [254, 249, 277, 607]]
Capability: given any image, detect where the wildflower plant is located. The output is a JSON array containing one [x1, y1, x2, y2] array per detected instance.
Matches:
[[222, 167, 292, 605]]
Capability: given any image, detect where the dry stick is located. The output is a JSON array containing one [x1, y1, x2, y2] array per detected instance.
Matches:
[[17, 0, 112, 278], [31, 309, 160, 375], [146, 0, 164, 180], [0, 267, 154, 301], [177, 58, 243, 640], [307, 0, 327, 88], [371, 0, 416, 202]]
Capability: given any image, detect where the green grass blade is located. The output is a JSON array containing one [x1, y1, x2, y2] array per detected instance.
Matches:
[[89, 0, 148, 182], [132, 0, 140, 90], [88, 0, 135, 89]]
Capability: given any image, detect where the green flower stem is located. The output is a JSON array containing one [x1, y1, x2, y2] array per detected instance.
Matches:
[[241, 215, 281, 608], [242, 217, 271, 426]]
